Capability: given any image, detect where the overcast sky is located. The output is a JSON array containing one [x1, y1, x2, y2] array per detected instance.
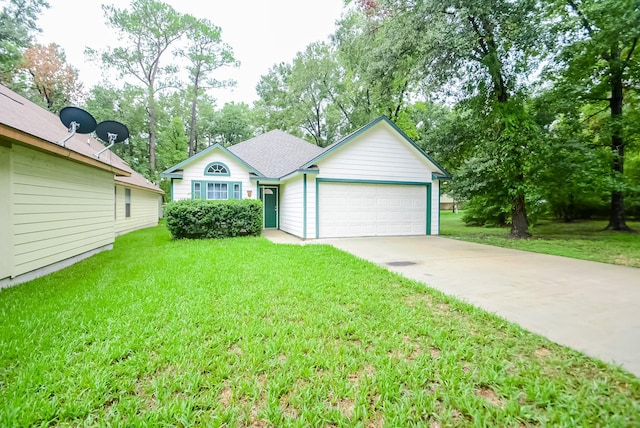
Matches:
[[36, 0, 346, 106]]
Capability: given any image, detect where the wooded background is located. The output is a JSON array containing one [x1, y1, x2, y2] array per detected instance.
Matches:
[[2, 0, 639, 237]]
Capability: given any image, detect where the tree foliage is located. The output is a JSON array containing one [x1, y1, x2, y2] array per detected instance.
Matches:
[[209, 102, 255, 147], [0, 0, 49, 85], [544, 0, 640, 231], [179, 15, 236, 156], [88, 0, 189, 177], [18, 43, 83, 113]]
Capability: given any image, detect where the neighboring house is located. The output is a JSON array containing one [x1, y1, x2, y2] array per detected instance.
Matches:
[[440, 193, 455, 211], [0, 85, 163, 288], [162, 116, 451, 239]]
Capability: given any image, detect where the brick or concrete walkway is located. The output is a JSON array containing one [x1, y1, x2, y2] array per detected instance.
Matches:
[[262, 231, 640, 377]]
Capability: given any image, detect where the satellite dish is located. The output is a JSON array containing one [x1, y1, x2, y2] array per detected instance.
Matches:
[[57, 106, 97, 146], [94, 120, 129, 158], [96, 120, 129, 144]]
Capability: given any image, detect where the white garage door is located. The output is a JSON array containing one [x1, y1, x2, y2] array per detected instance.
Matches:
[[318, 182, 427, 238]]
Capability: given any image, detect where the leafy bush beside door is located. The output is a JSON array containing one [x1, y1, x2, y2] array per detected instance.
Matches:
[[164, 199, 263, 239]]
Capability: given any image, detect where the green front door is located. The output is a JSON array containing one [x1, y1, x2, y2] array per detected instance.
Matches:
[[263, 187, 277, 228]]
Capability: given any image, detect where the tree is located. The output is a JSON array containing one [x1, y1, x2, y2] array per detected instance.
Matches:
[[84, 84, 150, 175], [157, 116, 188, 172], [0, 0, 49, 85], [546, 0, 640, 231], [255, 42, 346, 146], [356, 0, 547, 237], [179, 16, 236, 157], [254, 62, 296, 134], [89, 0, 189, 177], [19, 43, 83, 113], [210, 102, 255, 147]]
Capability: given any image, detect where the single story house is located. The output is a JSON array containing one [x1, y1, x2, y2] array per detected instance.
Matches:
[[0, 84, 163, 288], [162, 116, 451, 239]]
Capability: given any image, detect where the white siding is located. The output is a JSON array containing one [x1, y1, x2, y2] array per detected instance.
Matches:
[[0, 144, 12, 280], [171, 150, 256, 201], [317, 124, 435, 183], [11, 145, 114, 277], [115, 185, 161, 236], [280, 176, 304, 237], [432, 180, 440, 235]]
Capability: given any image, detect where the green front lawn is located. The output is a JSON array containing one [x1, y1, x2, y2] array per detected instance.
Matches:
[[440, 211, 640, 267], [1, 226, 638, 426]]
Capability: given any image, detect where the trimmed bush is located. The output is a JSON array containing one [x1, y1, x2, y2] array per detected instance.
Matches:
[[164, 199, 263, 239]]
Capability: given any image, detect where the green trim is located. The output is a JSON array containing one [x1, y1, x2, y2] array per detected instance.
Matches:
[[279, 168, 320, 182], [204, 161, 231, 176], [316, 178, 427, 186], [163, 172, 183, 179], [433, 172, 453, 181], [437, 184, 441, 235], [261, 185, 279, 229], [315, 178, 433, 237], [300, 116, 452, 179], [170, 178, 175, 201], [315, 179, 320, 239], [303, 174, 307, 239], [160, 143, 263, 178], [191, 180, 202, 199], [250, 176, 279, 183], [426, 185, 432, 235], [249, 169, 320, 183], [191, 180, 242, 200]]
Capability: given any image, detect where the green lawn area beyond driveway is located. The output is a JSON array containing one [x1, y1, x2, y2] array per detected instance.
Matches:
[[440, 211, 640, 268], [1, 227, 639, 426]]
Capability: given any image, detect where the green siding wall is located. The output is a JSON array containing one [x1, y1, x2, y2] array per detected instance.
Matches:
[[0, 144, 12, 280], [115, 185, 161, 236], [11, 145, 115, 277]]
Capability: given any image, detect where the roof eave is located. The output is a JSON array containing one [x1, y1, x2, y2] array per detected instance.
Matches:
[[115, 177, 165, 194], [160, 172, 183, 179], [432, 173, 453, 181], [279, 168, 320, 182], [1, 124, 131, 177]]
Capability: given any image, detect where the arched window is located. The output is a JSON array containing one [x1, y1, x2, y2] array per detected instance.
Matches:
[[204, 162, 230, 176]]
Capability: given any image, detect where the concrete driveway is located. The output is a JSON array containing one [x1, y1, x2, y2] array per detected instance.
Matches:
[[263, 231, 640, 377]]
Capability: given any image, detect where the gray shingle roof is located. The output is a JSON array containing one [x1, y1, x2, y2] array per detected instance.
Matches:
[[228, 130, 324, 178]]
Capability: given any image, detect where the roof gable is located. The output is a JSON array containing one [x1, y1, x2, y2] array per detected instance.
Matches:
[[161, 143, 262, 178], [227, 130, 324, 178], [303, 116, 451, 179]]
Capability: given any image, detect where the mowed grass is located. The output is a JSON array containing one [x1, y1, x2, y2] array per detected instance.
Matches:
[[1, 226, 639, 427], [440, 211, 640, 267]]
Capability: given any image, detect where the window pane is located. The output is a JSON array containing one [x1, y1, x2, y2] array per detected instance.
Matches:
[[207, 163, 228, 175], [125, 188, 131, 218], [214, 183, 228, 200], [233, 184, 241, 199], [207, 183, 214, 199], [194, 182, 201, 199]]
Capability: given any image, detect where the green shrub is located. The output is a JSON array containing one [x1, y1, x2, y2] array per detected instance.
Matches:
[[164, 199, 263, 239]]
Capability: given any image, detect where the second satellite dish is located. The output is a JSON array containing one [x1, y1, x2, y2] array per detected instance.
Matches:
[[94, 120, 129, 158], [96, 120, 129, 144]]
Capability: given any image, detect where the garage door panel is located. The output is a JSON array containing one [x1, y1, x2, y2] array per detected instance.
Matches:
[[319, 182, 427, 238]]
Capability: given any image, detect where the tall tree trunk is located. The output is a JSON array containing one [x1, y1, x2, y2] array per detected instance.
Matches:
[[189, 84, 198, 157], [605, 43, 631, 231], [470, 14, 531, 238], [511, 189, 530, 238], [148, 88, 157, 175]]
